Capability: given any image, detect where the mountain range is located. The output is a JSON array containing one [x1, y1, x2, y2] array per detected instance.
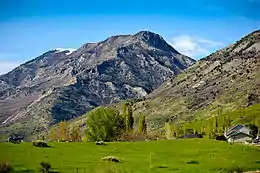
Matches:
[[0, 31, 195, 139], [131, 30, 260, 131], [71, 30, 260, 134], [1, 30, 259, 140]]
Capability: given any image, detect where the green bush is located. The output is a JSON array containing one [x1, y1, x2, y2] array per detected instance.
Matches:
[[39, 162, 51, 173], [0, 161, 13, 173], [209, 132, 217, 139], [86, 107, 124, 142], [33, 140, 50, 148], [247, 124, 258, 138]]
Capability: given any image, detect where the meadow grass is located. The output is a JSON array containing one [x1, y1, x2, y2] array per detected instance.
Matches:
[[0, 139, 260, 172]]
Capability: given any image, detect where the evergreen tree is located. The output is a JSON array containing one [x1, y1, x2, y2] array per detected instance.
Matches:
[[128, 104, 134, 131], [228, 114, 231, 127], [122, 102, 127, 120], [138, 115, 147, 134], [214, 116, 218, 132], [122, 102, 134, 132]]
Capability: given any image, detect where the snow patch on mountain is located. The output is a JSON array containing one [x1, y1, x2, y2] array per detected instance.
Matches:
[[54, 48, 76, 55]]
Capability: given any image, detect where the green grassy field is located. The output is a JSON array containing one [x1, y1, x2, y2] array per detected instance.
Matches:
[[1, 139, 260, 173]]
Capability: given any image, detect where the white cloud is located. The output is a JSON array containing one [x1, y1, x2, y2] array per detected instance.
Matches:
[[169, 35, 223, 59], [0, 61, 20, 75], [54, 48, 77, 55], [197, 39, 223, 47]]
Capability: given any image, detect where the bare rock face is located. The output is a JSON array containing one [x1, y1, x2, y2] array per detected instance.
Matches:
[[0, 31, 195, 138]]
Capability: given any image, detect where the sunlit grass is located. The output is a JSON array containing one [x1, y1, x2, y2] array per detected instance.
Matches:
[[1, 139, 260, 172]]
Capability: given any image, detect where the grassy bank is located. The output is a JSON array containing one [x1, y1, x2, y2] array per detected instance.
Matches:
[[1, 139, 260, 173]]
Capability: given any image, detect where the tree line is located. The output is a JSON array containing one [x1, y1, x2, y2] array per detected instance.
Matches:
[[48, 102, 147, 142], [165, 107, 259, 139], [48, 104, 258, 142]]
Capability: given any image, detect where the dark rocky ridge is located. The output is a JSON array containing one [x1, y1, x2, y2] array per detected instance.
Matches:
[[0, 31, 195, 139]]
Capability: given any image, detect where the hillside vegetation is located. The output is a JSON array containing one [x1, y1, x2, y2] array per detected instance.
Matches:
[[183, 104, 260, 134], [68, 30, 260, 138], [129, 30, 260, 133]]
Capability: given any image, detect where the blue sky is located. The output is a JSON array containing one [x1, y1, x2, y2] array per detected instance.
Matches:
[[0, 0, 259, 74]]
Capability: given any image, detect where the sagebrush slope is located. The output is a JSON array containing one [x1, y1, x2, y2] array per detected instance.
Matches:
[[131, 30, 260, 131]]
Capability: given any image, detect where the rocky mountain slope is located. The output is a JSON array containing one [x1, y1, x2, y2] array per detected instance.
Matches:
[[0, 31, 195, 139], [127, 30, 260, 132]]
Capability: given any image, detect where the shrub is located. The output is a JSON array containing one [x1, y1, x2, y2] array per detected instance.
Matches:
[[39, 162, 51, 173], [209, 132, 217, 139], [0, 161, 13, 173], [33, 140, 50, 148], [165, 122, 184, 139], [102, 156, 120, 163], [247, 124, 258, 138], [86, 107, 124, 142], [215, 135, 227, 141]]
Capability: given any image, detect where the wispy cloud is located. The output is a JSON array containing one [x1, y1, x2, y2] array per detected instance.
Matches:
[[169, 35, 223, 59], [0, 61, 20, 75], [197, 39, 223, 47]]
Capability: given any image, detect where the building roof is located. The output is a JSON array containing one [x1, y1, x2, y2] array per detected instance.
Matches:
[[226, 124, 245, 137], [225, 124, 253, 139], [227, 131, 253, 139]]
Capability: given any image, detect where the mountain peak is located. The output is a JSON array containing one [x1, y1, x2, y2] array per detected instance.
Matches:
[[0, 31, 195, 138], [134, 31, 179, 54], [135, 31, 163, 40]]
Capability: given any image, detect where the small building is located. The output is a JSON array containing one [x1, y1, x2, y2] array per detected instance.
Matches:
[[224, 124, 253, 143], [8, 135, 24, 143]]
